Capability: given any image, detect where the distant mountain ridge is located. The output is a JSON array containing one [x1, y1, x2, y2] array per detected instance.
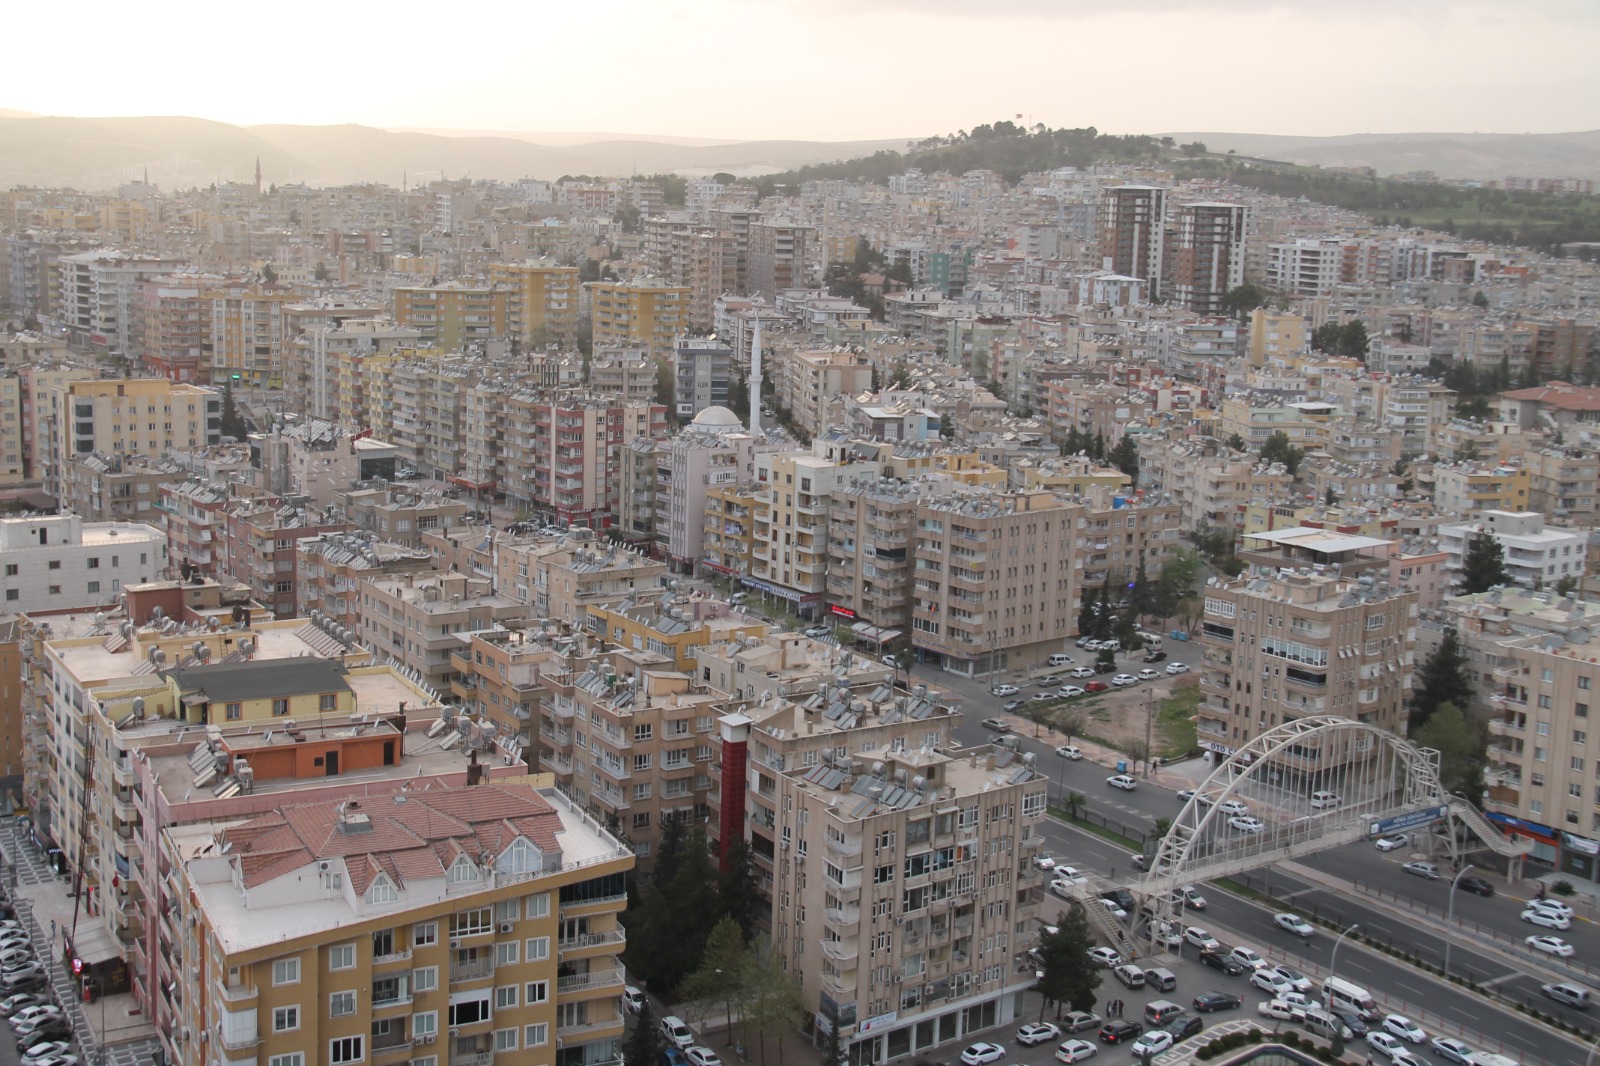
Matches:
[[1160, 129, 1600, 181]]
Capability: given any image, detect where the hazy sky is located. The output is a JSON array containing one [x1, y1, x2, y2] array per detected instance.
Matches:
[[12, 0, 1597, 141]]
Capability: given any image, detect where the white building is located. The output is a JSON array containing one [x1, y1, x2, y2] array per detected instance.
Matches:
[[1439, 510, 1589, 589], [1264, 239, 1343, 298], [0, 514, 166, 610]]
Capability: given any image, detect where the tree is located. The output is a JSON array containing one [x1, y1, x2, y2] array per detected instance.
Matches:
[[683, 916, 750, 1046], [654, 810, 688, 891], [727, 371, 750, 424], [260, 263, 277, 284], [313, 261, 331, 282], [1062, 791, 1087, 820], [1219, 284, 1268, 321], [219, 382, 248, 440], [626, 998, 667, 1066], [1180, 141, 1208, 158], [1472, 290, 1491, 309], [1461, 530, 1510, 594], [718, 837, 761, 943], [1411, 701, 1487, 800], [1325, 486, 1338, 506], [1258, 430, 1304, 477], [745, 949, 808, 1065], [1225, 432, 1247, 453], [1410, 629, 1476, 733], [1110, 435, 1140, 485], [654, 357, 679, 423], [818, 1008, 846, 1066], [1556, 575, 1580, 597], [1036, 905, 1102, 1019]]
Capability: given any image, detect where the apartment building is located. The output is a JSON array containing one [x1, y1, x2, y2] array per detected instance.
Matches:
[[588, 277, 691, 359], [446, 627, 560, 758], [1526, 447, 1600, 524], [772, 346, 876, 439], [207, 281, 296, 386], [170, 784, 633, 1066], [1195, 569, 1417, 757], [584, 597, 769, 672], [296, 530, 434, 631], [0, 513, 165, 611], [255, 419, 400, 509], [536, 645, 727, 859], [392, 279, 510, 351], [217, 499, 349, 618], [62, 452, 187, 523], [748, 217, 815, 296], [139, 273, 220, 382], [656, 409, 790, 570], [361, 572, 524, 693], [493, 529, 669, 626], [717, 710, 1046, 1062], [1432, 463, 1531, 516], [1439, 510, 1588, 590], [1169, 202, 1247, 315], [588, 350, 658, 404], [341, 485, 469, 549], [1217, 397, 1336, 450], [825, 479, 933, 650], [32, 377, 221, 497], [1099, 185, 1166, 298], [488, 259, 580, 348], [290, 315, 422, 426], [58, 249, 183, 352], [1264, 239, 1343, 297], [750, 448, 877, 608], [674, 337, 735, 419], [911, 490, 1083, 675], [498, 395, 668, 528], [1076, 490, 1182, 594]]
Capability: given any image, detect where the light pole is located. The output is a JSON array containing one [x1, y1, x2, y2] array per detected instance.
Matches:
[[1327, 923, 1360, 1009], [1444, 864, 1476, 977]]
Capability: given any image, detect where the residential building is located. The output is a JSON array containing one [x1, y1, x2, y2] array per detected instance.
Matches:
[[61, 451, 187, 523], [32, 377, 221, 498], [1432, 463, 1531, 516], [825, 479, 931, 651], [674, 337, 735, 420], [295, 530, 434, 632], [496, 394, 667, 528], [1439, 510, 1589, 590], [772, 346, 876, 439], [1527, 447, 1600, 524], [749, 446, 877, 609], [657, 408, 789, 570], [493, 528, 669, 626], [748, 217, 815, 296], [342, 484, 470, 549], [392, 279, 510, 351], [1264, 239, 1343, 297], [584, 597, 769, 672], [588, 350, 658, 404], [1099, 185, 1166, 299], [588, 277, 691, 359], [1169, 202, 1247, 315], [216, 499, 349, 617], [360, 571, 524, 693], [1238, 526, 1398, 578], [0, 514, 164, 611], [448, 626, 561, 757], [1195, 569, 1417, 758], [58, 249, 182, 352], [489, 259, 580, 348], [255, 419, 399, 508], [1500, 384, 1600, 434], [207, 281, 296, 386]]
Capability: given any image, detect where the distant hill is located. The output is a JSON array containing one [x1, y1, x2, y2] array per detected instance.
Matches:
[[0, 112, 909, 189], [1160, 130, 1600, 181]]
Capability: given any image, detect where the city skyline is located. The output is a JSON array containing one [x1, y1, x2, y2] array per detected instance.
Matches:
[[8, 0, 1598, 143]]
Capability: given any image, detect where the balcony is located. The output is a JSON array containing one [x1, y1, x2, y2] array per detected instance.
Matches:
[[560, 891, 627, 915], [449, 956, 495, 984], [216, 981, 258, 1006], [452, 1053, 493, 1066], [556, 1012, 624, 1040], [824, 907, 860, 932], [558, 927, 626, 958], [820, 939, 859, 963], [557, 962, 626, 994], [824, 835, 862, 859]]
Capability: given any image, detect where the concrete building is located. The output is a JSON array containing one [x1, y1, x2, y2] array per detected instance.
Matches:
[[392, 279, 510, 351], [1264, 239, 1343, 297], [207, 282, 296, 387], [217, 499, 349, 618], [341, 485, 470, 549], [1099, 185, 1166, 299], [748, 217, 815, 296], [488, 259, 580, 348], [1526, 447, 1600, 524], [1432, 463, 1531, 517], [493, 529, 669, 626], [1169, 202, 1247, 315], [584, 596, 769, 672], [656, 408, 789, 570], [32, 377, 221, 498], [61, 451, 187, 524], [674, 337, 735, 420], [588, 277, 691, 359], [588, 350, 659, 404], [749, 446, 878, 611], [1439, 511, 1589, 590], [0, 514, 165, 612], [57, 249, 182, 352], [911, 490, 1084, 675], [825, 479, 933, 653], [773, 346, 876, 439], [1195, 569, 1417, 758], [254, 419, 399, 509], [360, 571, 524, 693], [295, 530, 434, 632], [498, 395, 668, 529]]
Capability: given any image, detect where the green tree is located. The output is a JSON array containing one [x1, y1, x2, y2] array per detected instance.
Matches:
[[1224, 432, 1247, 452], [718, 837, 761, 943], [683, 916, 749, 1045], [1062, 791, 1087, 820], [1180, 140, 1208, 158], [1556, 575, 1580, 597], [219, 382, 248, 439], [1219, 284, 1267, 320], [1411, 701, 1487, 799], [625, 998, 666, 1066], [818, 1009, 846, 1066], [313, 261, 331, 282], [654, 357, 679, 423], [1410, 629, 1476, 733], [1092, 431, 1107, 462], [1110, 435, 1140, 485], [1259, 430, 1304, 477], [745, 948, 808, 1066], [653, 810, 688, 891], [260, 263, 277, 284], [1036, 905, 1102, 1019], [1325, 486, 1338, 506], [727, 371, 751, 424], [1472, 290, 1490, 309], [1461, 530, 1510, 594]]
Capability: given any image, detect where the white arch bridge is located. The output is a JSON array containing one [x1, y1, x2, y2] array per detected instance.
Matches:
[[1060, 716, 1530, 957]]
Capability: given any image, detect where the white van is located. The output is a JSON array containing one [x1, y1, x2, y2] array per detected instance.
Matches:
[[1048, 653, 1074, 667], [1322, 977, 1378, 1021], [1142, 635, 1163, 649]]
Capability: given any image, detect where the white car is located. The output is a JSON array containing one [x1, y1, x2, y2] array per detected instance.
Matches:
[[1055, 1038, 1098, 1063], [1374, 834, 1408, 851], [1270, 965, 1314, 994], [1056, 745, 1083, 759], [1229, 946, 1267, 971], [1522, 907, 1572, 930], [1178, 789, 1215, 806], [1058, 686, 1087, 699], [1017, 1023, 1062, 1047], [1527, 898, 1576, 921], [1107, 774, 1137, 791], [1310, 790, 1341, 809], [1131, 1031, 1174, 1058], [1258, 999, 1307, 1022], [1229, 815, 1265, 833], [1111, 673, 1139, 686], [1430, 1038, 1477, 1066], [1050, 877, 1080, 899], [1166, 662, 1190, 675], [1180, 885, 1208, 909], [1382, 1015, 1427, 1044], [1217, 799, 1250, 816], [1136, 668, 1161, 681], [20, 1043, 72, 1064], [1149, 920, 1184, 948], [1098, 899, 1128, 920], [1070, 667, 1096, 679], [1527, 934, 1576, 958], [1367, 1033, 1407, 1060], [1184, 927, 1220, 951], [1054, 866, 1089, 885], [1273, 912, 1315, 938], [1251, 970, 1292, 995], [1035, 855, 1058, 871], [992, 684, 1020, 697], [686, 1048, 723, 1066], [1088, 946, 1122, 967], [961, 1043, 1006, 1066]]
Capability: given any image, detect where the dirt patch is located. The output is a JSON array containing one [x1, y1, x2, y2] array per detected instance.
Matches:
[[1001, 678, 1201, 759]]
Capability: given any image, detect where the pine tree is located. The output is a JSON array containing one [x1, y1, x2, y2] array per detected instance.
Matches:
[[819, 1009, 846, 1066], [1410, 629, 1476, 733], [1037, 904, 1101, 1020], [219, 382, 248, 440], [1110, 435, 1139, 485], [626, 998, 666, 1066], [718, 837, 761, 942], [1460, 530, 1510, 595]]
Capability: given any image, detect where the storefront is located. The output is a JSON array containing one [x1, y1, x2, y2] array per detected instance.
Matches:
[[819, 986, 1025, 1066], [1561, 831, 1600, 882], [1487, 812, 1560, 865]]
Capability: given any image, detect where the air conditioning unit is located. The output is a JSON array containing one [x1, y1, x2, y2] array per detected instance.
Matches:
[[424, 1035, 435, 1046], [499, 922, 514, 934], [413, 1037, 427, 1046], [449, 938, 462, 949], [449, 1029, 460, 1038], [779, 839, 789, 850]]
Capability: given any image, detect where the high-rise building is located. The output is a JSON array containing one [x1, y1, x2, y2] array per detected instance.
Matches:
[[1169, 202, 1247, 315], [488, 259, 580, 348], [588, 277, 691, 359], [0, 513, 165, 611], [748, 217, 815, 296], [1195, 570, 1416, 758], [392, 280, 510, 352], [31, 377, 220, 498], [1438, 510, 1588, 590], [1099, 185, 1167, 298], [207, 281, 296, 386], [674, 337, 735, 419]]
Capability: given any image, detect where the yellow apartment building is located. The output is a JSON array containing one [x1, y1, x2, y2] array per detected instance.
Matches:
[[488, 260, 579, 348], [393, 281, 510, 352], [587, 277, 691, 359]]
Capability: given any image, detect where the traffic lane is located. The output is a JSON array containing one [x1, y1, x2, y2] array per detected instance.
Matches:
[[1299, 845, 1600, 972]]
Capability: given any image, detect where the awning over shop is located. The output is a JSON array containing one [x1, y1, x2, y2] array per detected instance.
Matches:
[[849, 623, 903, 643], [67, 921, 120, 966]]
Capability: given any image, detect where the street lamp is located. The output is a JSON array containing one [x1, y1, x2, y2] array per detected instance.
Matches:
[[1326, 923, 1360, 1009], [1444, 864, 1476, 977]]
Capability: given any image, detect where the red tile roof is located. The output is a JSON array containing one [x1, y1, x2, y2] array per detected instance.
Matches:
[[1501, 384, 1600, 411]]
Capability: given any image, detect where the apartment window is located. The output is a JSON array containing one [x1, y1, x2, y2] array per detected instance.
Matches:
[[320, 694, 337, 711], [329, 1037, 364, 1065], [495, 942, 519, 966], [273, 1006, 300, 1032], [1575, 757, 1587, 772], [3, 591, 14, 602], [633, 753, 652, 772], [269, 1055, 304, 1066], [524, 936, 550, 962], [86, 581, 100, 595], [524, 893, 550, 920], [1540, 695, 1553, 709], [225, 702, 242, 721], [413, 921, 438, 947], [273, 698, 289, 716], [48, 585, 60, 596], [87, 557, 99, 569], [330, 991, 356, 1017], [494, 1029, 518, 1053], [367, 878, 398, 905], [47, 560, 60, 570], [273, 959, 301, 986], [633, 724, 653, 742], [632, 783, 652, 802], [4, 564, 17, 576], [412, 1013, 437, 1038], [450, 908, 492, 936], [523, 1024, 548, 1048], [1578, 731, 1589, 745], [413, 967, 438, 993], [495, 985, 519, 1010], [448, 991, 492, 1026], [524, 981, 548, 1005], [1580, 704, 1590, 719], [1583, 677, 1593, 691]]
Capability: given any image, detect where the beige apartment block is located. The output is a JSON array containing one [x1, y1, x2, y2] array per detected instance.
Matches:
[[750, 448, 879, 606], [1246, 308, 1309, 366], [360, 572, 525, 693], [911, 490, 1084, 675], [1526, 446, 1600, 524], [170, 785, 633, 1066], [587, 277, 691, 359], [1432, 462, 1531, 517], [62, 451, 187, 523], [1076, 490, 1182, 594], [449, 626, 565, 757], [825, 479, 931, 648], [489, 259, 580, 348], [1195, 570, 1416, 758], [341, 485, 470, 549], [32, 378, 221, 498], [296, 530, 433, 632], [493, 528, 668, 626], [392, 279, 510, 351], [772, 345, 876, 438]]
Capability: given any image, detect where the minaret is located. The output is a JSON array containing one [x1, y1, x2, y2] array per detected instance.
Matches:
[[254, 156, 262, 196], [749, 317, 762, 435]]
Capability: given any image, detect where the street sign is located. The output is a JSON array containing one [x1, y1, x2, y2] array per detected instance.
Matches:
[[1369, 805, 1447, 836]]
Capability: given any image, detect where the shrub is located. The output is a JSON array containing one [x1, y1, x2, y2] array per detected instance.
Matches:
[[1553, 880, 1576, 896]]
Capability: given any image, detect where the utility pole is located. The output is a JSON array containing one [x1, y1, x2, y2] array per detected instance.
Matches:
[[1143, 687, 1155, 777]]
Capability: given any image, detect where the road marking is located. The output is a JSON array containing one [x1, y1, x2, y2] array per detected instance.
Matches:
[[1476, 971, 1525, 989]]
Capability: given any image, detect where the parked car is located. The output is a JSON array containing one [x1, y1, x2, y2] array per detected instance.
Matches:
[[1111, 673, 1139, 686], [1085, 680, 1110, 692], [1229, 816, 1265, 834], [980, 717, 1012, 732], [1058, 686, 1086, 699], [1070, 667, 1096, 679], [960, 1042, 1006, 1065], [1096, 1021, 1141, 1045], [992, 684, 1020, 697], [1143, 651, 1168, 663], [1131, 1031, 1174, 1059], [1062, 1011, 1102, 1033], [1228, 946, 1267, 971], [1310, 790, 1341, 809], [1526, 899, 1575, 921], [1093, 662, 1118, 674], [1053, 866, 1089, 885], [1166, 662, 1190, 674], [20, 1041, 73, 1064], [1382, 1016, 1428, 1045], [1374, 834, 1409, 851], [1055, 745, 1083, 759], [1055, 1038, 1098, 1063], [804, 626, 832, 639], [1184, 927, 1220, 951], [1401, 861, 1440, 880], [1217, 799, 1250, 816], [660, 1017, 696, 1050], [1192, 991, 1242, 1013], [1088, 947, 1123, 968], [1003, 699, 1026, 712], [1107, 774, 1137, 791], [1198, 950, 1245, 976], [1034, 854, 1058, 871], [1016, 1023, 1062, 1047], [0, 992, 50, 1017]]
